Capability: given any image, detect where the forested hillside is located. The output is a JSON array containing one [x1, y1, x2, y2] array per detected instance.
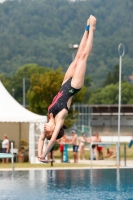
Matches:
[[0, 0, 133, 86]]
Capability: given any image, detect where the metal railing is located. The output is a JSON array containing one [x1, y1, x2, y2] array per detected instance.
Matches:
[[90, 142, 127, 169]]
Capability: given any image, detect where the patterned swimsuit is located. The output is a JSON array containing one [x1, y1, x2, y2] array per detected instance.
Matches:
[[48, 77, 81, 117]]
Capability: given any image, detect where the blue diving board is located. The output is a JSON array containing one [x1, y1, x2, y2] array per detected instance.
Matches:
[[0, 153, 14, 158], [0, 142, 14, 171]]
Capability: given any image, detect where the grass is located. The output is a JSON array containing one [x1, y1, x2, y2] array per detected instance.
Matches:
[[0, 161, 118, 169], [0, 162, 91, 169]]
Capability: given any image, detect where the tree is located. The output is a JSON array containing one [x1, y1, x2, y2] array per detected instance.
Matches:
[[121, 82, 133, 104], [0, 73, 14, 97], [98, 84, 118, 104], [11, 64, 48, 104], [83, 75, 92, 103], [103, 64, 125, 87], [88, 81, 133, 104], [0, 0, 132, 88]]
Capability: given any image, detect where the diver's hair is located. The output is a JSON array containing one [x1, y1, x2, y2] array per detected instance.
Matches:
[[56, 125, 67, 140], [47, 125, 67, 140]]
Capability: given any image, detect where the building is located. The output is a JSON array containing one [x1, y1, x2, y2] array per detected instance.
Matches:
[[73, 104, 133, 136]]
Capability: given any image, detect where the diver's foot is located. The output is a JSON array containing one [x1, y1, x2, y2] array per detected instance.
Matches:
[[37, 156, 50, 163], [90, 15, 96, 31]]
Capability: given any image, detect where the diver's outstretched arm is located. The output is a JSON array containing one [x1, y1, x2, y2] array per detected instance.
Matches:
[[41, 119, 64, 159], [38, 132, 45, 157]]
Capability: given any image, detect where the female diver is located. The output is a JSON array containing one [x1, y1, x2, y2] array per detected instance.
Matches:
[[38, 15, 96, 163]]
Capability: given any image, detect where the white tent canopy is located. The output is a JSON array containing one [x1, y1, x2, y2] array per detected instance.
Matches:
[[0, 81, 47, 163], [0, 81, 46, 122]]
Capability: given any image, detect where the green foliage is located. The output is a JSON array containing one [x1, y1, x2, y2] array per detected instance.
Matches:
[[27, 68, 64, 114], [14, 64, 48, 104], [0, 0, 132, 87], [0, 64, 48, 104], [88, 82, 133, 104], [1, 0, 133, 108], [0, 73, 13, 95], [121, 82, 133, 104], [103, 64, 125, 87]]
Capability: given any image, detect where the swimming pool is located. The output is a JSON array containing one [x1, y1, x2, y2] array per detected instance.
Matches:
[[0, 168, 133, 200]]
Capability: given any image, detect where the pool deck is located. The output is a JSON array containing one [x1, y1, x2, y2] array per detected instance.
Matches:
[[0, 159, 132, 171]]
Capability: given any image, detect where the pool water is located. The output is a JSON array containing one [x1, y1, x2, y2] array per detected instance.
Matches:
[[0, 169, 133, 200]]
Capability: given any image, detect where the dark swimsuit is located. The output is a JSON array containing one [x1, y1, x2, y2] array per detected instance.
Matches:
[[48, 77, 81, 117]]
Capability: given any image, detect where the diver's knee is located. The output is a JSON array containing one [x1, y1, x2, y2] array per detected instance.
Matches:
[[78, 52, 87, 60]]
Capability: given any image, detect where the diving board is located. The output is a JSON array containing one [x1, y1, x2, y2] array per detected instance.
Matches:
[[0, 153, 14, 158], [0, 142, 14, 171]]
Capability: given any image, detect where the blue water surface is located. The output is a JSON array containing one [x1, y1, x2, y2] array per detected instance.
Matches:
[[0, 168, 133, 200]]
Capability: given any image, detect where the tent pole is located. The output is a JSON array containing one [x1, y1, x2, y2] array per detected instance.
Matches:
[[11, 142, 14, 171], [19, 122, 21, 149]]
